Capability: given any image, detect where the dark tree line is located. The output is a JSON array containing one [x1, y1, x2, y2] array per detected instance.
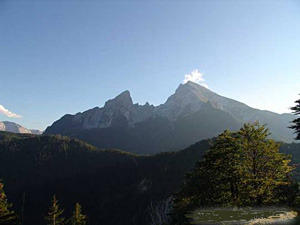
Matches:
[[0, 131, 211, 225], [290, 95, 300, 140], [0, 183, 87, 225], [45, 195, 87, 225]]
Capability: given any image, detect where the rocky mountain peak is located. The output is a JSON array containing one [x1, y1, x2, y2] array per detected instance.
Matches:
[[104, 90, 133, 109], [166, 82, 212, 106], [176, 81, 211, 95], [154, 82, 212, 120]]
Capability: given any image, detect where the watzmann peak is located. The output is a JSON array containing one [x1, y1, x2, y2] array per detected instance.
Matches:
[[45, 81, 295, 154]]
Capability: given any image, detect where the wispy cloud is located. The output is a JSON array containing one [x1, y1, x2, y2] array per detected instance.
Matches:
[[183, 69, 208, 88], [99, 50, 111, 56], [0, 104, 22, 118]]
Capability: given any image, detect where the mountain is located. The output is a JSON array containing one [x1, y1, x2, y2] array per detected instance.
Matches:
[[0, 132, 299, 225], [0, 121, 31, 134], [29, 129, 43, 135], [45, 81, 296, 154], [0, 121, 42, 135]]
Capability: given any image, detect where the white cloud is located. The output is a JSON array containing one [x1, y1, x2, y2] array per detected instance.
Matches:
[[183, 69, 208, 88], [0, 104, 22, 118]]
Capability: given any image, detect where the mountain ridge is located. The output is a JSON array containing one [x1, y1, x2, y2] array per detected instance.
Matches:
[[45, 82, 296, 154]]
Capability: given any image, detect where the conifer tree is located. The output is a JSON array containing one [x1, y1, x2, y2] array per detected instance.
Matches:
[[69, 203, 87, 225], [0, 181, 18, 225], [290, 96, 300, 140], [45, 195, 66, 225]]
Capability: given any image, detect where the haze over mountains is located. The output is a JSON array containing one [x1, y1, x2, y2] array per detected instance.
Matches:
[[45, 81, 295, 154]]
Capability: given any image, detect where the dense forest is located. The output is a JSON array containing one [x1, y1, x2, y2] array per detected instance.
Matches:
[[0, 131, 211, 225], [0, 127, 300, 225]]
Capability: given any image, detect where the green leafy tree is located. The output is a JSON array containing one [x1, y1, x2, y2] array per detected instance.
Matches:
[[0, 181, 18, 225], [171, 123, 294, 225], [45, 195, 66, 225], [69, 203, 87, 225], [290, 96, 300, 140], [237, 123, 293, 205]]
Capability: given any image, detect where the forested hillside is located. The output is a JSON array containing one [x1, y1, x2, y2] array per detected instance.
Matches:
[[0, 131, 299, 225], [0, 132, 211, 225]]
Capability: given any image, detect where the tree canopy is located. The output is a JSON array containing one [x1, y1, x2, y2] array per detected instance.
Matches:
[[0, 181, 18, 225], [171, 123, 294, 225], [290, 96, 300, 140]]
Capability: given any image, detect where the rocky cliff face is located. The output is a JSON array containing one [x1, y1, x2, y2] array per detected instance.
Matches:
[[44, 81, 296, 154], [69, 90, 155, 130]]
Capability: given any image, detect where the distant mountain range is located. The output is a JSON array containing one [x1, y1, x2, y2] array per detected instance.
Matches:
[[0, 121, 43, 135], [45, 81, 296, 154]]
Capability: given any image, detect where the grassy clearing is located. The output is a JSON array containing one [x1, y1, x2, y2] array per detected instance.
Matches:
[[188, 207, 297, 225]]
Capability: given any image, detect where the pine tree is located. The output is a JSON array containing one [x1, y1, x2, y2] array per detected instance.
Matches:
[[45, 195, 66, 225], [290, 96, 300, 140], [69, 203, 87, 225], [0, 181, 18, 225]]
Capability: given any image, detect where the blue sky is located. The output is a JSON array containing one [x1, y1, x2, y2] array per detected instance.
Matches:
[[0, 0, 300, 130]]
